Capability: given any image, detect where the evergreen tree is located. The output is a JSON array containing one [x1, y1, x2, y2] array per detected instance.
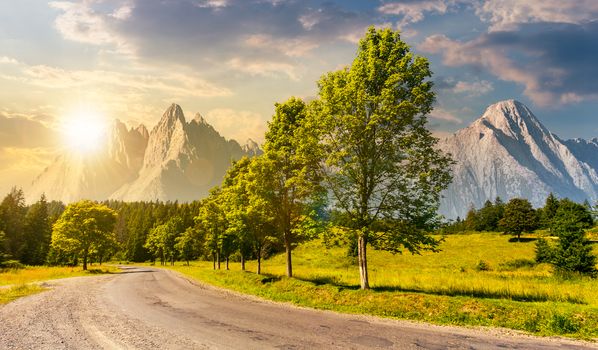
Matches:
[[541, 193, 559, 229], [551, 200, 596, 276], [0, 187, 27, 260], [21, 194, 51, 265]]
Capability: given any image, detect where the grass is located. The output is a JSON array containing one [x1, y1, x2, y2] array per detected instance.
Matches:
[[0, 265, 119, 304], [155, 233, 598, 340], [0, 265, 119, 287]]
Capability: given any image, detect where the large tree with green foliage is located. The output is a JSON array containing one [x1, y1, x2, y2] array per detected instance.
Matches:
[[51, 200, 117, 270], [313, 27, 453, 289], [540, 193, 559, 229], [145, 216, 185, 266], [499, 198, 537, 241], [256, 97, 325, 277]]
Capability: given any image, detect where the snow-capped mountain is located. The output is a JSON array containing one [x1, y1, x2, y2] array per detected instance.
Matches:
[[27, 120, 148, 203], [29, 104, 261, 203], [439, 100, 598, 219]]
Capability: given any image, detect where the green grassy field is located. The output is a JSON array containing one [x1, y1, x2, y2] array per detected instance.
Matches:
[[0, 265, 119, 304], [158, 233, 598, 339]]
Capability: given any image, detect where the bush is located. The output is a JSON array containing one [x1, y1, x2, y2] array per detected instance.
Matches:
[[475, 260, 491, 271], [0, 260, 24, 269], [535, 238, 554, 263]]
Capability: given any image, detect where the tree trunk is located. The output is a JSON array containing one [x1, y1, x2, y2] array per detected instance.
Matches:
[[257, 254, 261, 275], [225, 257, 229, 270], [241, 254, 245, 271], [212, 254, 216, 270], [217, 251, 221, 270], [358, 235, 369, 290], [517, 232, 521, 242], [82, 249, 88, 271], [285, 233, 292, 277]]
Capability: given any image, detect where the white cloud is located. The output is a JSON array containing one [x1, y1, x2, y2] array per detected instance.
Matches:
[[429, 107, 462, 123], [228, 57, 300, 80], [4, 61, 231, 98], [0, 56, 19, 65], [378, 0, 450, 27], [475, 0, 598, 31], [453, 80, 494, 96], [194, 0, 230, 9], [204, 108, 266, 143], [244, 34, 318, 57], [419, 34, 556, 105]]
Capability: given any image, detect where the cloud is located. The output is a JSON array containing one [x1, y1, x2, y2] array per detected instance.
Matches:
[[419, 21, 598, 106], [475, 0, 598, 31], [227, 58, 300, 80], [429, 107, 462, 123], [0, 56, 19, 65], [0, 147, 57, 197], [5, 61, 231, 98], [453, 80, 494, 96], [204, 108, 266, 143], [0, 113, 59, 148], [49, 1, 126, 48], [378, 0, 451, 27]]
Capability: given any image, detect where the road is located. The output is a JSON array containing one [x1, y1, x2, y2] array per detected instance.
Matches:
[[0, 266, 595, 349]]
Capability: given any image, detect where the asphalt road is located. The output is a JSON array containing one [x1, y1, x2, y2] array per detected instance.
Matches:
[[0, 266, 595, 349]]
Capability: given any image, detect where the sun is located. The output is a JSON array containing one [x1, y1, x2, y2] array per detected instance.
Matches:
[[61, 111, 107, 154]]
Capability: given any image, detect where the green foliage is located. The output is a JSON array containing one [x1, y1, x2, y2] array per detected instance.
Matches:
[[475, 260, 491, 271], [21, 195, 52, 265], [540, 193, 559, 229], [499, 198, 538, 241], [313, 27, 453, 288], [196, 188, 228, 269], [0, 187, 27, 260], [175, 227, 202, 265], [551, 200, 596, 276], [145, 216, 185, 265], [51, 200, 117, 270], [256, 97, 325, 277], [535, 238, 554, 264]]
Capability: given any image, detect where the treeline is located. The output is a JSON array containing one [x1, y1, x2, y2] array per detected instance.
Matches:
[[445, 193, 596, 237], [0, 187, 203, 268]]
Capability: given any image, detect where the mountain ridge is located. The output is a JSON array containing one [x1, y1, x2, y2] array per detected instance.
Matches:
[[27, 104, 261, 203], [439, 99, 598, 219]]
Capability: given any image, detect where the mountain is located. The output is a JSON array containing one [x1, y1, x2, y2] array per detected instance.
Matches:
[[110, 104, 255, 202], [28, 104, 261, 203], [27, 120, 148, 203], [439, 100, 598, 219]]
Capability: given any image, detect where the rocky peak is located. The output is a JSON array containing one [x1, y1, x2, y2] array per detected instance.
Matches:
[[242, 138, 262, 156], [192, 112, 208, 125], [160, 103, 186, 126], [475, 99, 546, 140], [135, 124, 149, 140]]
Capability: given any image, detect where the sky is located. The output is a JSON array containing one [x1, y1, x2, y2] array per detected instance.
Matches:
[[1, 0, 598, 196]]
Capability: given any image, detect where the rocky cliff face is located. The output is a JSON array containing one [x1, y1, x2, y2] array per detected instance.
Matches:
[[27, 120, 148, 203], [28, 104, 261, 203], [439, 100, 598, 218]]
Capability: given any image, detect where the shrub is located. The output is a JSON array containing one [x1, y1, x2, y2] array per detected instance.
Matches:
[[475, 260, 491, 271], [535, 238, 554, 263]]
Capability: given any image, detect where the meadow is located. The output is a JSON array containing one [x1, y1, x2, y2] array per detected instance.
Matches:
[[0, 265, 118, 304], [159, 233, 598, 339]]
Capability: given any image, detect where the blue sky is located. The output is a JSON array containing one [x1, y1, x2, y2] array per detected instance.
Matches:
[[0, 0, 597, 193]]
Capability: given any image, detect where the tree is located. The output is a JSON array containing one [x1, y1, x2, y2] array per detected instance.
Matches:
[[196, 189, 228, 270], [499, 198, 537, 241], [21, 194, 52, 265], [144, 216, 184, 266], [51, 201, 117, 270], [0, 187, 27, 260], [541, 193, 559, 229], [175, 227, 202, 266], [313, 27, 453, 289], [255, 97, 325, 277], [551, 199, 596, 276]]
